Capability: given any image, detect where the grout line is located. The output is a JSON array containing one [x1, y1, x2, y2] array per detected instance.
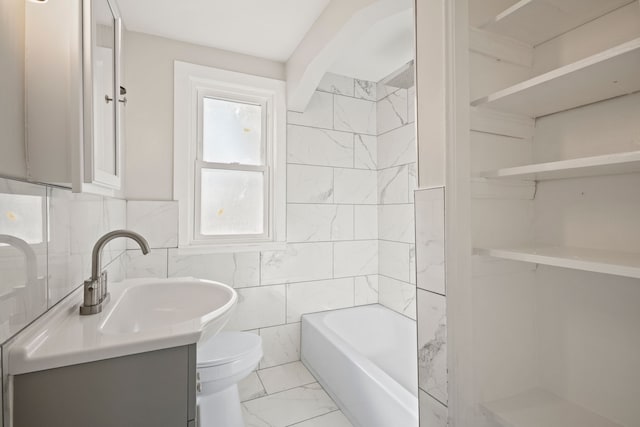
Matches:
[[287, 162, 417, 174], [376, 121, 412, 138], [418, 287, 446, 298], [263, 378, 319, 401], [287, 122, 377, 137], [286, 409, 344, 427], [241, 379, 321, 404], [378, 273, 416, 287], [378, 238, 415, 245], [248, 272, 380, 289], [254, 369, 269, 396], [256, 360, 304, 375], [287, 201, 411, 207], [423, 389, 449, 409], [315, 84, 374, 101]]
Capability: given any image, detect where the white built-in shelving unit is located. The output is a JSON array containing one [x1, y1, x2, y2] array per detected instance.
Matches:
[[470, 37, 640, 117], [470, 9, 640, 282], [462, 0, 640, 426], [474, 151, 640, 181], [474, 246, 640, 279], [478, 0, 634, 45]]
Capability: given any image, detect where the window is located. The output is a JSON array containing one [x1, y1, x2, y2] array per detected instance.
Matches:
[[174, 62, 286, 251]]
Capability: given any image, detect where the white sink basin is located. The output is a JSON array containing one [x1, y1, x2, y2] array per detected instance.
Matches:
[[100, 279, 236, 335], [7, 277, 238, 375]]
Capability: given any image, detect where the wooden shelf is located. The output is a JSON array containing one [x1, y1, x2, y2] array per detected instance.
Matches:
[[474, 246, 640, 279], [475, 150, 640, 181], [479, 0, 634, 46], [482, 389, 623, 427], [470, 38, 640, 117]]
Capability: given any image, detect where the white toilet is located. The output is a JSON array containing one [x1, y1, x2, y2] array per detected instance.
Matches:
[[196, 331, 263, 427]]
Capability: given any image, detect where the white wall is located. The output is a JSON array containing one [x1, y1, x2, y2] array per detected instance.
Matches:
[[0, 1, 27, 179], [123, 31, 285, 200]]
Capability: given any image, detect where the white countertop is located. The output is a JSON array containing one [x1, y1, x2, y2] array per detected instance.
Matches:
[[6, 277, 236, 375]]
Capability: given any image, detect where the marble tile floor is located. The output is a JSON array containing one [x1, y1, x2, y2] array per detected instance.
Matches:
[[239, 361, 353, 427]]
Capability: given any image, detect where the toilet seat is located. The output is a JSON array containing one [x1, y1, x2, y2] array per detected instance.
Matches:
[[198, 331, 262, 367]]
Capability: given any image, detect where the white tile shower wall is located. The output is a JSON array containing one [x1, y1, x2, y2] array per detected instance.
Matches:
[[415, 187, 448, 423], [415, 188, 445, 295], [376, 78, 418, 320], [417, 288, 447, 405], [122, 73, 383, 367]]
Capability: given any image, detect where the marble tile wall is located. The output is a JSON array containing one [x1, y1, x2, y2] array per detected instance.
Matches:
[[376, 75, 418, 321], [0, 178, 127, 346], [415, 187, 448, 424]]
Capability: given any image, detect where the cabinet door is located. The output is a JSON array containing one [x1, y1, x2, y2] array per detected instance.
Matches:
[[12, 345, 195, 427], [82, 0, 122, 191]]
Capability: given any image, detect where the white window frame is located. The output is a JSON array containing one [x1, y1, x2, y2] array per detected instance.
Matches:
[[174, 61, 286, 252]]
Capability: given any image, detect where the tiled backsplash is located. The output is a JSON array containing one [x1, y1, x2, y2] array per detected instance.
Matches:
[[0, 179, 126, 346]]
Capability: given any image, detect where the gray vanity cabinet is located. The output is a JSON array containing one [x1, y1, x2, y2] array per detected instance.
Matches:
[[12, 345, 196, 427]]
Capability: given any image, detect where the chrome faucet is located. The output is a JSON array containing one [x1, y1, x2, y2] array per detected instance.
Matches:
[[80, 230, 150, 315]]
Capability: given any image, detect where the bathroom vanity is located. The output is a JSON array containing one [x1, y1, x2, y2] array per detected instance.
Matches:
[[5, 277, 236, 427]]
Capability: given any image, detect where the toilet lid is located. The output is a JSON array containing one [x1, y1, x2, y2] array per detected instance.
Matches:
[[197, 331, 262, 368]]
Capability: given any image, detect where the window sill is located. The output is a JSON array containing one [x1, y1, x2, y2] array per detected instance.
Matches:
[[175, 241, 286, 255]]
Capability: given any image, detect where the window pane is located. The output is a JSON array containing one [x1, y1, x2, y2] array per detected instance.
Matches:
[[200, 169, 264, 236], [202, 97, 263, 165]]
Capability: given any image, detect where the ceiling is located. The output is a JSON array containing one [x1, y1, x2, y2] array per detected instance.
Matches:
[[329, 8, 414, 82], [117, 0, 414, 83], [117, 0, 331, 62]]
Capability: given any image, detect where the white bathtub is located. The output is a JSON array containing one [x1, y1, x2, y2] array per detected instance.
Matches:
[[301, 304, 418, 427]]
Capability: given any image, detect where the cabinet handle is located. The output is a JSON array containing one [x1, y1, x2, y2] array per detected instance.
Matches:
[[104, 95, 113, 103], [118, 97, 128, 105]]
